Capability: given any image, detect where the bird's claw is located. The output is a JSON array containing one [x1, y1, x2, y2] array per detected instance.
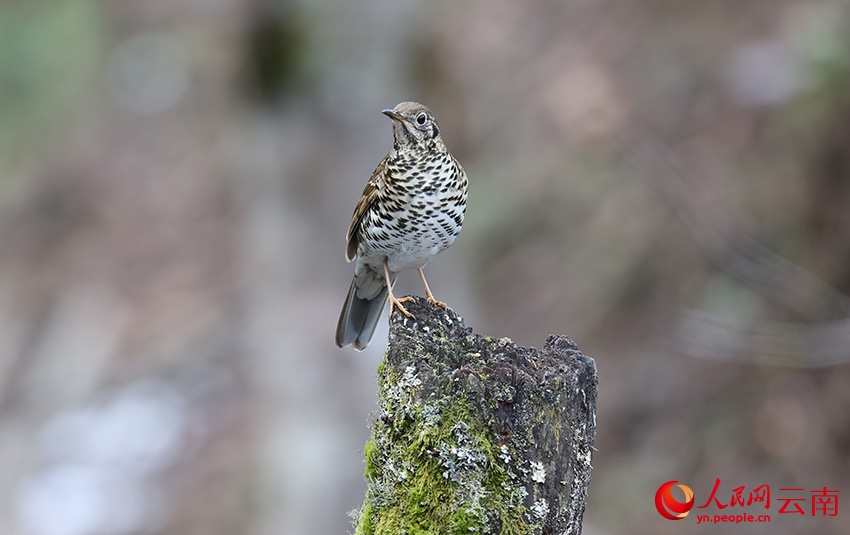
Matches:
[[427, 296, 447, 308], [424, 289, 447, 308], [389, 295, 415, 319]]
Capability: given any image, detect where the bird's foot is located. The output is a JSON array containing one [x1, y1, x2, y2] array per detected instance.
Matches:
[[424, 290, 447, 309], [389, 294, 415, 319]]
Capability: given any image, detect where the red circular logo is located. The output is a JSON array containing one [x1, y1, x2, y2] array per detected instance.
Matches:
[[655, 480, 695, 520]]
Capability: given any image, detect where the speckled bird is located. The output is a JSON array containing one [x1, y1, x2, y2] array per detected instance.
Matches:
[[336, 102, 468, 350]]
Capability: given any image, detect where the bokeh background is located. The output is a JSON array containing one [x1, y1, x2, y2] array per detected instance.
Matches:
[[2, 1, 850, 534]]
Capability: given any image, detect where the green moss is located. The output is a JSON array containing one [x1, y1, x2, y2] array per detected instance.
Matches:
[[357, 502, 375, 535], [451, 508, 477, 532], [355, 358, 530, 534], [364, 439, 380, 480]]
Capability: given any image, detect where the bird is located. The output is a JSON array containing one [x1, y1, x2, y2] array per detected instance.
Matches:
[[336, 101, 469, 350]]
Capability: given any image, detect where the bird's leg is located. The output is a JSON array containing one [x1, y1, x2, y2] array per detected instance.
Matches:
[[383, 259, 414, 319], [417, 268, 447, 308]]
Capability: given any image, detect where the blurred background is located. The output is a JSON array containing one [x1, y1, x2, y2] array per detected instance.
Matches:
[[1, 1, 849, 534]]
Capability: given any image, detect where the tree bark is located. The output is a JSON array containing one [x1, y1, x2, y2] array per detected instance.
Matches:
[[354, 296, 598, 535]]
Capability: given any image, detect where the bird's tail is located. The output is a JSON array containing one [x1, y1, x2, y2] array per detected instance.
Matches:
[[336, 265, 395, 350]]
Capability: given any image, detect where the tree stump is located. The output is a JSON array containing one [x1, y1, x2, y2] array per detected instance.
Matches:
[[353, 296, 598, 535]]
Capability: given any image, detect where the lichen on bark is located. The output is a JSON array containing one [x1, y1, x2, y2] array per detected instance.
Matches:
[[354, 296, 597, 535]]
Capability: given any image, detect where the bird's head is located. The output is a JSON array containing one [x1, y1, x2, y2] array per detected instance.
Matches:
[[383, 102, 444, 151]]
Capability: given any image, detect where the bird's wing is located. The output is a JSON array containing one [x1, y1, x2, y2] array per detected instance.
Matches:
[[345, 158, 386, 262]]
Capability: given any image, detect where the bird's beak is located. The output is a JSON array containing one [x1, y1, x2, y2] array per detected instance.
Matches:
[[382, 109, 406, 122]]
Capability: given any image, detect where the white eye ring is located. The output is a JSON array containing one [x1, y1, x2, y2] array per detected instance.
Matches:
[[416, 112, 428, 125]]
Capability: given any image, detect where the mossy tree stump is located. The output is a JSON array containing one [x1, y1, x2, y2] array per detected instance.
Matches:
[[354, 296, 598, 535]]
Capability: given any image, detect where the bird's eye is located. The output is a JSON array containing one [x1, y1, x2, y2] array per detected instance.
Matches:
[[416, 113, 428, 125]]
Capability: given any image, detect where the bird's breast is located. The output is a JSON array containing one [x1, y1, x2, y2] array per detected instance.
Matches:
[[358, 150, 466, 271]]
